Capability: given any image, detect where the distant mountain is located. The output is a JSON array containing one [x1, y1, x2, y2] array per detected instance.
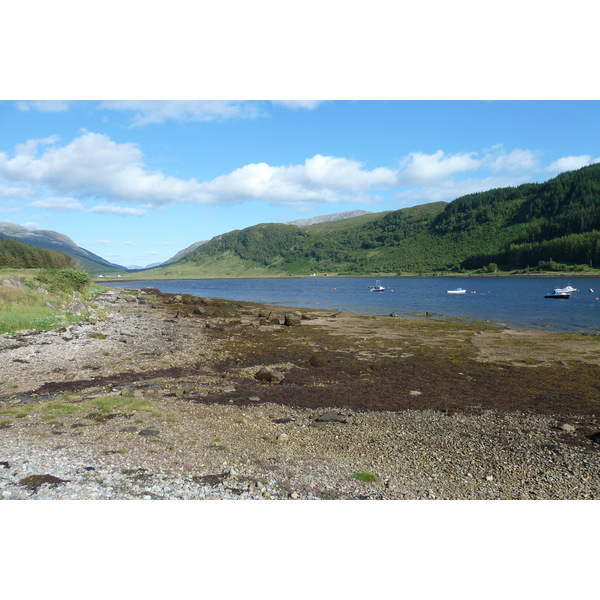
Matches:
[[160, 241, 208, 266], [286, 210, 372, 227], [158, 212, 373, 265], [0, 222, 127, 274]]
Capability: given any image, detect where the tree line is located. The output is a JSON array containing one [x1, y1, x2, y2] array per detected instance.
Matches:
[[0, 236, 80, 270]]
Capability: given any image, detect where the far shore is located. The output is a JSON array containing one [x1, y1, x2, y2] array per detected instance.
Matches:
[[96, 271, 600, 283]]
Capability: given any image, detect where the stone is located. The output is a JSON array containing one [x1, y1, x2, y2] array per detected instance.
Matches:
[[315, 410, 348, 424], [138, 428, 160, 437], [254, 367, 285, 384], [67, 301, 88, 315], [1, 276, 25, 287], [558, 423, 576, 433], [284, 313, 302, 327]]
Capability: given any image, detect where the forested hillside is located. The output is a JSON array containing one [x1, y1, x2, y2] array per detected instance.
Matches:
[[181, 164, 600, 275], [0, 237, 80, 270]]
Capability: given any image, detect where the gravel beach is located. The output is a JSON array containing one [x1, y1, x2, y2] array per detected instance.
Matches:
[[1, 287, 599, 501]]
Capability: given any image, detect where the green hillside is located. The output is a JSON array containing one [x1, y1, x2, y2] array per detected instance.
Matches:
[[0, 237, 81, 270], [135, 164, 600, 278]]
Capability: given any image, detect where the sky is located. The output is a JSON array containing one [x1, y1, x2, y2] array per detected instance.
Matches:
[[2, 100, 599, 268]]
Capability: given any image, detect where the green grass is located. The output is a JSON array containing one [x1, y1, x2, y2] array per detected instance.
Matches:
[[0, 394, 155, 427], [89, 395, 153, 413], [351, 472, 380, 483], [0, 269, 102, 334]]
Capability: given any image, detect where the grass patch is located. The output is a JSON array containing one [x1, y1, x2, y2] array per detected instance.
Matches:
[[87, 332, 107, 340], [0, 405, 36, 419], [42, 402, 81, 417], [89, 395, 153, 413], [0, 269, 100, 334], [350, 472, 380, 483]]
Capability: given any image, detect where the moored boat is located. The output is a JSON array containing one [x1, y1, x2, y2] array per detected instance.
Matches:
[[447, 288, 466, 294], [368, 280, 386, 292], [554, 285, 579, 293], [545, 291, 570, 299]]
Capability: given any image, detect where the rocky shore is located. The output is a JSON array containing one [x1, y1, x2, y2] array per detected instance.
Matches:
[[1, 286, 599, 500]]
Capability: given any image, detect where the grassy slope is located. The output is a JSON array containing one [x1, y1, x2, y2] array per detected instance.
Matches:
[[0, 268, 99, 334]]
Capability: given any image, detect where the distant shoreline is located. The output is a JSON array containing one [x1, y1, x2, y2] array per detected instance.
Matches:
[[96, 272, 600, 283]]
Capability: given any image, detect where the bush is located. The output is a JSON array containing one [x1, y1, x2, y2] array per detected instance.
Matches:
[[35, 268, 91, 293]]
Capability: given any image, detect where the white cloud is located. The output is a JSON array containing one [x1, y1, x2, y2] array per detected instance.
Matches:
[[485, 146, 541, 173], [15, 101, 71, 112], [397, 150, 482, 185], [2, 130, 591, 215], [89, 204, 147, 216], [0, 184, 33, 199], [1, 131, 401, 208], [196, 155, 397, 205], [271, 100, 324, 110], [544, 155, 592, 173], [100, 100, 263, 126], [29, 197, 84, 211]]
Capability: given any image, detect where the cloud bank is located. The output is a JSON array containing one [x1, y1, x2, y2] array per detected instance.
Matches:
[[1, 131, 596, 216]]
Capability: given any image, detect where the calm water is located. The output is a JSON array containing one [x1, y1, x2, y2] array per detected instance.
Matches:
[[103, 276, 600, 334]]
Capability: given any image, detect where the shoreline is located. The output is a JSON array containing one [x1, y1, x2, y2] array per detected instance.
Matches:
[[97, 271, 600, 283], [1, 287, 599, 500]]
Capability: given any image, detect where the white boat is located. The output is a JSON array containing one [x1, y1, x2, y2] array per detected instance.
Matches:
[[545, 291, 570, 299], [368, 280, 386, 292], [554, 285, 579, 293], [447, 288, 466, 294]]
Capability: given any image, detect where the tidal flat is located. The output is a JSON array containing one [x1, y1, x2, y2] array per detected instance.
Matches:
[[1, 288, 599, 500]]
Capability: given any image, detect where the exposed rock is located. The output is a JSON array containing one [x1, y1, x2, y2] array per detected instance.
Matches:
[[558, 422, 576, 433], [1, 276, 24, 288], [284, 313, 302, 327], [254, 367, 285, 384], [138, 428, 160, 437], [67, 301, 89, 315], [314, 410, 349, 424]]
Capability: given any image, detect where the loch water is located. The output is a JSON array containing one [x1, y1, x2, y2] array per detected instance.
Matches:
[[104, 276, 600, 334]]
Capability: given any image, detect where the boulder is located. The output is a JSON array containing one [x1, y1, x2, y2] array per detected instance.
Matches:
[[254, 367, 285, 384], [284, 313, 302, 327], [1, 276, 24, 287], [314, 410, 349, 424], [558, 422, 576, 433], [67, 301, 88, 315]]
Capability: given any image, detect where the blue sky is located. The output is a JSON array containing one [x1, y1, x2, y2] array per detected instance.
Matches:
[[1, 100, 599, 267]]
